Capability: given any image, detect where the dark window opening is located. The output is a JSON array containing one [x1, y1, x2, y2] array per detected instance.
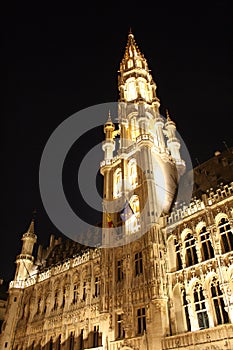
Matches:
[[137, 307, 146, 334], [69, 332, 74, 350], [185, 233, 198, 267], [182, 290, 191, 331], [219, 218, 233, 253], [117, 259, 124, 281], [135, 251, 143, 276], [93, 325, 99, 347], [193, 284, 209, 329], [200, 226, 214, 261], [116, 314, 124, 339], [211, 278, 229, 325]]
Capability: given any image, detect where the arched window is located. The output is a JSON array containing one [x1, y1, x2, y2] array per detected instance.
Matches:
[[138, 80, 147, 100], [193, 282, 209, 329], [174, 238, 182, 270], [126, 80, 137, 101], [218, 217, 233, 253], [184, 233, 198, 267], [113, 168, 122, 198], [136, 59, 142, 68], [128, 159, 137, 189], [49, 337, 53, 350], [130, 117, 139, 140], [128, 59, 133, 68], [199, 226, 214, 261], [210, 277, 229, 325], [125, 195, 140, 234], [53, 291, 58, 310], [73, 283, 79, 304], [182, 289, 191, 331]]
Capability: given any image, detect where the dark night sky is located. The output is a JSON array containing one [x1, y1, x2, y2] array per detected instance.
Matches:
[[1, 2, 232, 282]]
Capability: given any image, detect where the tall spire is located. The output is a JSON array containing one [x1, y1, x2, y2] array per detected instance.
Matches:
[[123, 31, 145, 62], [118, 31, 159, 105], [25, 209, 37, 237]]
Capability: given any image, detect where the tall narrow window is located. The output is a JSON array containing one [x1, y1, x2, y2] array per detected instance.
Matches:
[[62, 288, 66, 308], [175, 238, 182, 270], [135, 251, 143, 276], [193, 283, 209, 329], [79, 329, 84, 350], [31, 341, 34, 350], [49, 337, 53, 350], [184, 233, 198, 267], [211, 277, 229, 324], [113, 168, 122, 198], [126, 195, 140, 233], [94, 277, 100, 297], [128, 159, 137, 189], [93, 325, 99, 347], [137, 308, 146, 334], [57, 334, 61, 350], [128, 59, 133, 68], [126, 80, 137, 101], [116, 314, 124, 339], [53, 292, 58, 310], [73, 283, 79, 303], [138, 80, 147, 100], [182, 289, 191, 331], [218, 217, 233, 253], [69, 332, 74, 350], [83, 282, 86, 301], [199, 226, 214, 260], [117, 259, 124, 282]]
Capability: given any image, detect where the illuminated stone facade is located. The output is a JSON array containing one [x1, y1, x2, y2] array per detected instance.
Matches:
[[0, 32, 233, 350]]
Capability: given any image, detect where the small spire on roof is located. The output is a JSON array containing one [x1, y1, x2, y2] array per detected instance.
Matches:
[[27, 208, 37, 235], [165, 109, 171, 121]]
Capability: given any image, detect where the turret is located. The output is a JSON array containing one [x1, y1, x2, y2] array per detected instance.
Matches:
[[0, 215, 37, 350], [14, 216, 37, 283], [102, 112, 116, 160]]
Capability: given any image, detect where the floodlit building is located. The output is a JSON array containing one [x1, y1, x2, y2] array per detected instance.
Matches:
[[0, 32, 233, 350]]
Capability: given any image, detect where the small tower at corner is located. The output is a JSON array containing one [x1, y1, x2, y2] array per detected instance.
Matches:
[[14, 214, 37, 283]]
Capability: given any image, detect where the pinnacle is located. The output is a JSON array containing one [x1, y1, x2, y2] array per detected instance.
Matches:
[[123, 31, 143, 60]]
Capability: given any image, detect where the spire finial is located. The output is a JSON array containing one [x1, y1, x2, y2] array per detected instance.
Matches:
[[107, 110, 112, 121], [26, 208, 37, 235], [165, 108, 171, 121], [32, 208, 37, 221]]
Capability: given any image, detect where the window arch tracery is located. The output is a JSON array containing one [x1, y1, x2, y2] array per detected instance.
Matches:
[[125, 195, 140, 233], [198, 225, 214, 261], [128, 158, 137, 189], [113, 168, 122, 198], [217, 217, 233, 253], [193, 282, 209, 329], [210, 277, 229, 325], [183, 232, 198, 267]]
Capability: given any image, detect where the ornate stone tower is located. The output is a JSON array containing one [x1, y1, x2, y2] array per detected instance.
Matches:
[[100, 32, 186, 349], [101, 32, 185, 246], [0, 218, 37, 350]]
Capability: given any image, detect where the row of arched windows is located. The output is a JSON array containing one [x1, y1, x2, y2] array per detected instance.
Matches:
[[169, 215, 233, 271], [174, 276, 230, 334], [113, 159, 138, 198], [20, 274, 101, 321]]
